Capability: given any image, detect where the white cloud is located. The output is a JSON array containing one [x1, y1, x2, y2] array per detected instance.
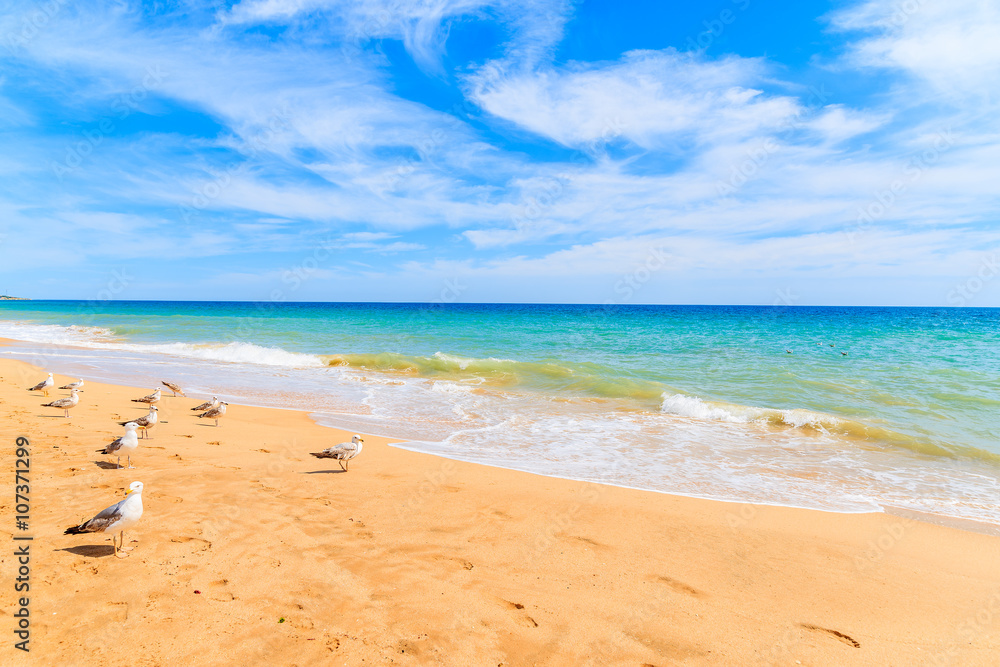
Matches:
[[469, 49, 800, 149], [831, 0, 1000, 98]]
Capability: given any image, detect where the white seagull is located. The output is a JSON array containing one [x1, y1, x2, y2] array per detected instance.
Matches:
[[64, 481, 144, 558], [197, 401, 228, 426], [28, 373, 54, 397], [42, 387, 79, 417], [98, 422, 140, 469], [120, 405, 158, 438], [311, 435, 365, 471], [190, 396, 219, 412], [161, 380, 185, 397], [132, 388, 161, 405], [60, 378, 85, 391]]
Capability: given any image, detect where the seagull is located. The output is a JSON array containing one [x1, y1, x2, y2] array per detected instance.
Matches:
[[98, 423, 140, 469], [64, 481, 144, 558], [60, 378, 85, 391], [311, 435, 364, 471], [28, 373, 54, 397], [120, 406, 157, 438], [132, 388, 161, 405], [786, 349, 793, 354], [197, 402, 228, 426], [161, 380, 185, 397], [842, 351, 849, 356], [42, 387, 79, 417], [190, 396, 219, 412]]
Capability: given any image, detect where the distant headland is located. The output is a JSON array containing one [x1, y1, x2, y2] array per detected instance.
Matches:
[[0, 295, 29, 300]]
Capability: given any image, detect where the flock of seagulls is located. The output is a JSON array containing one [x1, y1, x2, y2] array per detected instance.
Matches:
[[28, 371, 366, 559]]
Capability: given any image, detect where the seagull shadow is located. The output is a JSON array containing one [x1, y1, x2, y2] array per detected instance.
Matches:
[[93, 460, 126, 470], [59, 545, 115, 558], [195, 423, 222, 428], [303, 469, 348, 474]]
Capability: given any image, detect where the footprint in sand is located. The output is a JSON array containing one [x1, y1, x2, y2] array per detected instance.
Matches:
[[651, 575, 706, 599], [502, 600, 539, 627], [799, 623, 861, 648]]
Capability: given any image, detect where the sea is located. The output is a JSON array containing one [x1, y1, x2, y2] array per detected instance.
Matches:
[[2, 301, 998, 527]]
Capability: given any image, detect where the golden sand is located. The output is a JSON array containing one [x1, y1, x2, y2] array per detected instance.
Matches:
[[1, 357, 998, 666]]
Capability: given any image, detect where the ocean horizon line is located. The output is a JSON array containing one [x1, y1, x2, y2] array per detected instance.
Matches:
[[2, 299, 997, 309]]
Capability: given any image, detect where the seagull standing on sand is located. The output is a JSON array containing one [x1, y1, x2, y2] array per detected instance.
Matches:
[[98, 423, 140, 469], [42, 387, 80, 417], [120, 406, 158, 438], [28, 373, 54, 397], [161, 380, 185, 397], [197, 402, 228, 426], [60, 378, 85, 391], [311, 435, 364, 471], [132, 388, 161, 405], [64, 481, 144, 558], [190, 396, 219, 412]]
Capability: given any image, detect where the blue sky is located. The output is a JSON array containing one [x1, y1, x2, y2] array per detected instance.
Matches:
[[0, 0, 998, 305]]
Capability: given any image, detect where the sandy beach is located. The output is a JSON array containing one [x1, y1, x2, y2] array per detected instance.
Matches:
[[1, 355, 998, 666]]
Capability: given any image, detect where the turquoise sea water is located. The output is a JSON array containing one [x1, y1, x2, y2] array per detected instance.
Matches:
[[2, 301, 998, 524]]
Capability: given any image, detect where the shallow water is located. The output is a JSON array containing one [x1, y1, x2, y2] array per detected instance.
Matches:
[[2, 301, 998, 524]]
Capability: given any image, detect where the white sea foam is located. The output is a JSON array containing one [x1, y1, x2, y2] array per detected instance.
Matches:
[[0, 321, 117, 345], [660, 392, 846, 433], [124, 341, 323, 367], [0, 321, 322, 368], [660, 393, 746, 422]]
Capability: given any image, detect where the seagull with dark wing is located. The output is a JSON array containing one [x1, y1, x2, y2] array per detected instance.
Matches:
[[197, 401, 227, 426], [98, 422, 140, 469], [131, 388, 161, 405], [28, 372, 54, 397], [191, 396, 218, 412], [161, 380, 185, 397], [60, 378, 84, 391], [42, 387, 79, 417], [64, 481, 144, 558], [120, 405, 157, 438], [311, 434, 365, 471]]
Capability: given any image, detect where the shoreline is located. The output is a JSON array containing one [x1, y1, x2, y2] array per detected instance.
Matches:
[[1, 357, 999, 664], [4, 333, 1000, 536]]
